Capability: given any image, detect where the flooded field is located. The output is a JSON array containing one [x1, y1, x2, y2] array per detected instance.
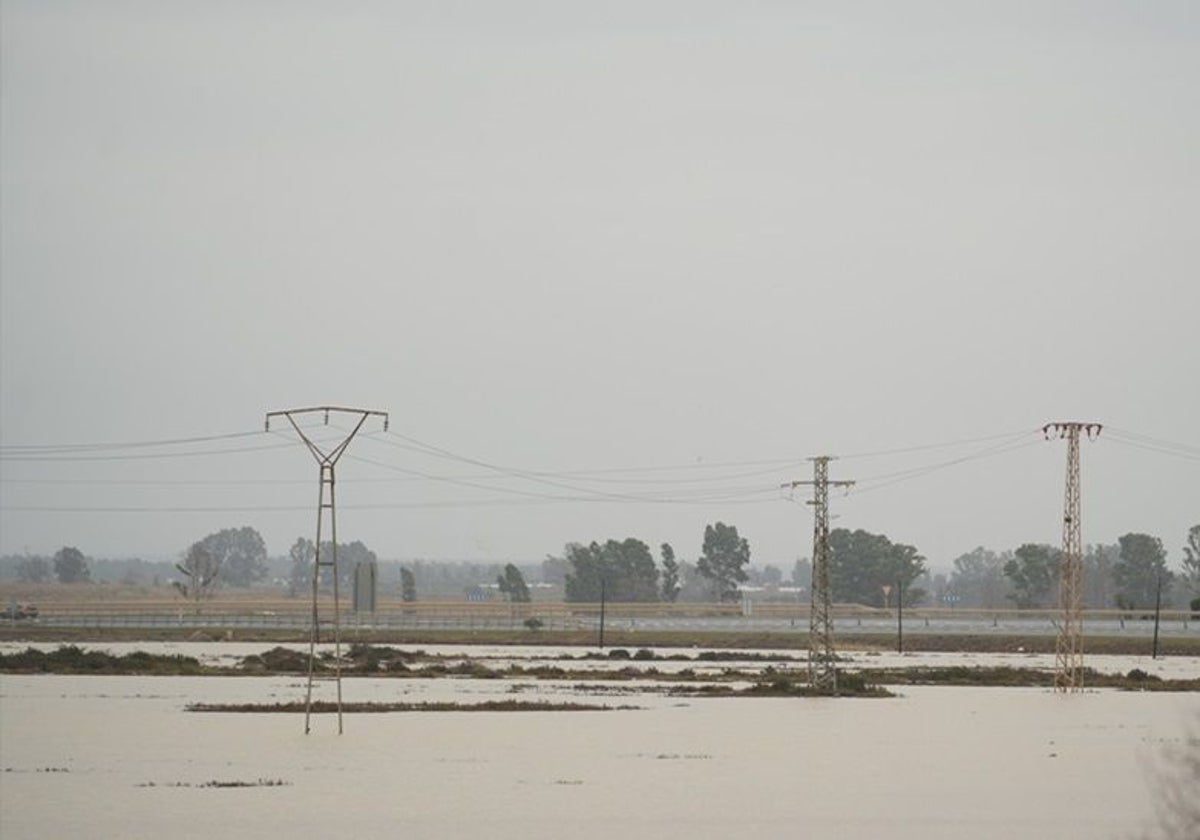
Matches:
[[2, 646, 1198, 839]]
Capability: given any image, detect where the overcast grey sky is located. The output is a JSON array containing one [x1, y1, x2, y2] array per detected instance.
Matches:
[[2, 1, 1197, 571]]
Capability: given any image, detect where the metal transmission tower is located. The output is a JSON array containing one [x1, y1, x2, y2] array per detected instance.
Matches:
[[266, 406, 389, 733], [784, 456, 854, 695], [1043, 422, 1101, 693]]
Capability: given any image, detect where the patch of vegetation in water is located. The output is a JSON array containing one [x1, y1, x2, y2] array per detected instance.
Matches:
[[862, 666, 1200, 691], [186, 700, 639, 713], [10, 645, 1194, 692], [871, 665, 1055, 687], [237, 644, 436, 674], [676, 672, 894, 698], [1092, 669, 1200, 692], [577, 648, 799, 663], [417, 660, 503, 679], [0, 646, 204, 675], [238, 646, 311, 673], [695, 650, 802, 663], [137, 778, 291, 788]]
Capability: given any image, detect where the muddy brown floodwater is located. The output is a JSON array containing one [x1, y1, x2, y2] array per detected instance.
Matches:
[[1, 647, 1197, 839]]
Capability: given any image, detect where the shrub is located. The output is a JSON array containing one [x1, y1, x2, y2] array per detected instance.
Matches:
[[1125, 668, 1161, 682]]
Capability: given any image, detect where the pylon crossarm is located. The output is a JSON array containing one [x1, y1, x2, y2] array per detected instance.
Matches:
[[266, 407, 389, 466], [280, 412, 332, 464], [326, 412, 373, 465]]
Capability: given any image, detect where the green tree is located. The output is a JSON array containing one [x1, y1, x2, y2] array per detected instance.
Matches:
[[887, 543, 927, 605], [15, 555, 52, 583], [948, 547, 1012, 609], [318, 540, 377, 590], [52, 546, 91, 584], [1114, 532, 1172, 609], [1181, 525, 1200, 599], [759, 564, 783, 587], [400, 567, 417, 602], [497, 563, 531, 602], [660, 543, 681, 602], [696, 522, 750, 602], [541, 555, 569, 588], [287, 537, 315, 597], [828, 529, 927, 606], [563, 543, 603, 601], [1083, 543, 1119, 609], [791, 558, 812, 591], [1003, 543, 1060, 608], [192, 527, 268, 588], [564, 539, 660, 602]]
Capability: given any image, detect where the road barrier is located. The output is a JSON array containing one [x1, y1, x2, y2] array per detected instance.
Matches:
[[5, 596, 1194, 636]]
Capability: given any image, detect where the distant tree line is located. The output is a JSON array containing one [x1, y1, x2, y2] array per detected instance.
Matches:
[[554, 521, 753, 604], [5, 523, 1196, 611], [939, 524, 1200, 611], [5, 546, 97, 584]]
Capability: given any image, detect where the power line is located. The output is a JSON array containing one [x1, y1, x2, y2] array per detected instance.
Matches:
[[0, 429, 265, 453], [848, 434, 1040, 497], [345, 452, 782, 506], [0, 427, 355, 463], [2, 421, 1189, 520], [1104, 426, 1200, 455], [0, 439, 302, 462], [1, 504, 315, 513], [368, 431, 808, 477], [836, 428, 1040, 460], [1100, 430, 1200, 461], [363, 432, 727, 504], [0, 491, 787, 514], [0, 477, 314, 486]]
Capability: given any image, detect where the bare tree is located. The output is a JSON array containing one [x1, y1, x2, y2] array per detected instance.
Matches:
[[174, 545, 221, 609]]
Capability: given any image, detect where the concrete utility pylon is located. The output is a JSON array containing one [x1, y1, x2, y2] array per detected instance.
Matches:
[[785, 456, 854, 694], [1043, 422, 1101, 693], [266, 406, 388, 733]]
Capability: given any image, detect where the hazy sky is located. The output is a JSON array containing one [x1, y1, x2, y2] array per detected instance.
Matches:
[[2, 1, 1197, 571]]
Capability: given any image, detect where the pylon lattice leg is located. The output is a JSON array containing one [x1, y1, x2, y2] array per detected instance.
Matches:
[[808, 457, 838, 694]]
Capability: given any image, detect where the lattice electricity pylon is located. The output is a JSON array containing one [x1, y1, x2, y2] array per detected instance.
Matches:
[[1043, 422, 1101, 693], [266, 406, 388, 733], [784, 456, 854, 695]]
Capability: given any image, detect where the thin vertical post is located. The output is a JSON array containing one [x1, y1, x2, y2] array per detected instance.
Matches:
[[598, 577, 607, 650], [1152, 575, 1162, 660], [328, 465, 343, 735]]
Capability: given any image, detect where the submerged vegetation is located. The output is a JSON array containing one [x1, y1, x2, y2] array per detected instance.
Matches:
[[187, 699, 634, 713], [0, 645, 205, 675], [2, 644, 1197, 692], [679, 671, 895, 698], [137, 778, 291, 788]]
